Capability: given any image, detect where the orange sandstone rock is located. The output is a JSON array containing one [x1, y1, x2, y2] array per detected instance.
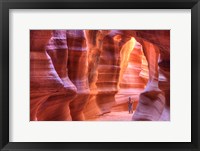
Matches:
[[30, 30, 77, 121], [67, 30, 90, 120]]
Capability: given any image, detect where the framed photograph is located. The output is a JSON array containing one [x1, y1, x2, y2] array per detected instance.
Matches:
[[0, 0, 200, 150]]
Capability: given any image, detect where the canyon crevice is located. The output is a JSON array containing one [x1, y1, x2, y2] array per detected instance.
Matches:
[[30, 30, 170, 121]]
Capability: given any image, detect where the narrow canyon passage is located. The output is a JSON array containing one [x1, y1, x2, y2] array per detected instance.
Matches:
[[30, 30, 170, 121]]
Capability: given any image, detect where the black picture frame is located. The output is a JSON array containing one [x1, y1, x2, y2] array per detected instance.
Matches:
[[0, 0, 200, 151]]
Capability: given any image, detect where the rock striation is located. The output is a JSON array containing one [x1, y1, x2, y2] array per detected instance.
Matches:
[[132, 30, 170, 121], [114, 41, 148, 112], [30, 30, 77, 121], [67, 30, 90, 120]]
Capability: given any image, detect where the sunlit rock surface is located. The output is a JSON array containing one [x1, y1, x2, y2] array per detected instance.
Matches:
[[95, 30, 132, 114], [83, 30, 102, 119], [114, 41, 148, 112], [30, 30, 170, 121]]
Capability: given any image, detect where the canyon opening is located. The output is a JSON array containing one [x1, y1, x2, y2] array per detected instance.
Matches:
[[30, 30, 170, 121]]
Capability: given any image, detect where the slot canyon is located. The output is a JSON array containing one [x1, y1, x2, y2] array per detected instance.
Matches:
[[30, 30, 170, 121]]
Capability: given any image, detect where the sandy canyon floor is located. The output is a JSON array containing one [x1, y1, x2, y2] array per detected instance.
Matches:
[[86, 106, 170, 121]]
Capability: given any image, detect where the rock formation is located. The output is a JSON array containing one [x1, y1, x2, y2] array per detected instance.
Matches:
[[132, 30, 170, 121], [30, 30, 170, 121], [83, 30, 102, 119], [95, 30, 125, 114], [114, 41, 148, 111], [67, 30, 90, 120], [30, 30, 77, 121]]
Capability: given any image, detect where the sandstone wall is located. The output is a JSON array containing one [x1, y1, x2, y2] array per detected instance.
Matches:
[[30, 30, 77, 121]]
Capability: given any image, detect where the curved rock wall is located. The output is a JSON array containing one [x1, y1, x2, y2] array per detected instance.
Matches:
[[132, 39, 165, 121], [67, 30, 90, 120], [95, 30, 136, 114], [114, 41, 148, 111], [133, 30, 170, 121], [83, 30, 102, 119], [30, 30, 77, 121]]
